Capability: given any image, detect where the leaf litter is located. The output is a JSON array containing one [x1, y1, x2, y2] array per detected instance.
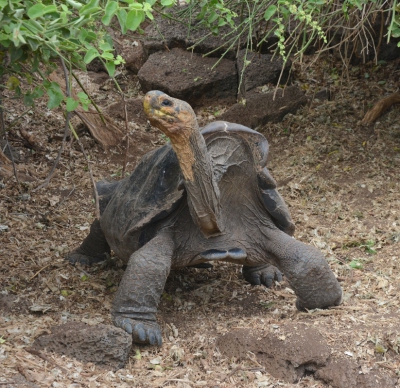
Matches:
[[0, 56, 400, 387]]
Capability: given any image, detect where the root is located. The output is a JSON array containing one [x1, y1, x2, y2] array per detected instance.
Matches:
[[361, 93, 400, 124]]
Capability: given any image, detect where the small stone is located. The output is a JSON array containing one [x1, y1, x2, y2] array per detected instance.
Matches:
[[32, 322, 132, 370]]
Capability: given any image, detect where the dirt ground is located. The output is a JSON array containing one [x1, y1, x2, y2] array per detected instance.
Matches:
[[1, 55, 400, 388]]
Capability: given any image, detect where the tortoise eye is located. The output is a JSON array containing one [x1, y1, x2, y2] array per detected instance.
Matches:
[[161, 99, 172, 107]]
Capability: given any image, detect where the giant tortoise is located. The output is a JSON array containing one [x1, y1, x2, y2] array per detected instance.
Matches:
[[67, 90, 342, 346]]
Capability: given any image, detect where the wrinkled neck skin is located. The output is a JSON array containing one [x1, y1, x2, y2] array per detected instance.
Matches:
[[168, 122, 223, 237]]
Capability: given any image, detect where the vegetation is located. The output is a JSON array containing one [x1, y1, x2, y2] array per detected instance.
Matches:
[[184, 0, 400, 63], [0, 0, 399, 111], [0, 0, 178, 110]]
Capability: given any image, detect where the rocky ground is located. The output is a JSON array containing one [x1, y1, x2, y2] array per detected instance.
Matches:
[[1, 47, 400, 387]]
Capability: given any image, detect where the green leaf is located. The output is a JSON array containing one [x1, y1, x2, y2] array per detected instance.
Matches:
[[46, 82, 64, 109], [66, 0, 83, 9], [6, 76, 20, 91], [114, 54, 124, 65], [264, 5, 277, 21], [79, 0, 100, 16], [27, 4, 45, 19], [101, 52, 114, 60], [23, 92, 35, 106], [105, 61, 115, 76], [26, 36, 40, 51], [84, 47, 99, 63], [117, 9, 127, 34], [391, 26, 400, 38], [218, 18, 226, 27], [66, 97, 79, 112], [102, 0, 118, 25], [126, 9, 143, 31], [14, 8, 25, 19], [160, 0, 174, 6], [349, 260, 363, 270], [99, 41, 113, 52], [208, 11, 218, 24], [27, 4, 57, 19], [32, 86, 44, 99], [79, 29, 97, 44], [77, 91, 90, 111]]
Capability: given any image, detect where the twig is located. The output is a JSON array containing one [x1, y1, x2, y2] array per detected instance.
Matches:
[[29, 263, 53, 281], [72, 72, 106, 125], [0, 93, 21, 190], [25, 348, 68, 374], [220, 365, 244, 383], [56, 185, 75, 208], [121, 92, 129, 174], [33, 62, 71, 191], [16, 363, 36, 385], [69, 120, 100, 219]]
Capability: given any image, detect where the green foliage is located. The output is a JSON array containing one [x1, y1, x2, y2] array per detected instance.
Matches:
[[0, 0, 174, 110], [362, 240, 377, 255], [179, 0, 400, 64], [349, 260, 363, 269]]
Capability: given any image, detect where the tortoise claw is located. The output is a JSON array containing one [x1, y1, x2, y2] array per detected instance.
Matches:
[[242, 264, 283, 288], [113, 315, 162, 346], [66, 249, 109, 266]]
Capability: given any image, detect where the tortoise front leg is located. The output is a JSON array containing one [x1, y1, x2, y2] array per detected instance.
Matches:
[[111, 231, 174, 346], [66, 219, 111, 265], [242, 264, 283, 288], [263, 229, 342, 310]]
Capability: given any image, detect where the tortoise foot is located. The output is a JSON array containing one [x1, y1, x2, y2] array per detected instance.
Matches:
[[113, 315, 162, 346], [66, 249, 109, 266], [242, 264, 283, 288]]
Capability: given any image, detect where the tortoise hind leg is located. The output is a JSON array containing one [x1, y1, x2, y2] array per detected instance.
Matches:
[[66, 219, 111, 265], [242, 264, 283, 288], [112, 231, 174, 346]]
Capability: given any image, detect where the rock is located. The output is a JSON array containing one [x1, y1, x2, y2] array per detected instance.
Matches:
[[217, 324, 397, 386], [32, 322, 132, 370], [216, 323, 331, 383], [106, 98, 149, 125], [138, 48, 237, 107], [118, 39, 146, 75], [219, 86, 307, 128], [313, 89, 331, 101], [315, 357, 359, 387], [87, 58, 106, 73], [237, 49, 291, 97], [316, 359, 397, 388], [143, 14, 244, 59], [357, 368, 397, 388]]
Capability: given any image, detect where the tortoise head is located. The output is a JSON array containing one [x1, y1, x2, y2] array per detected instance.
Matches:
[[143, 91, 197, 141]]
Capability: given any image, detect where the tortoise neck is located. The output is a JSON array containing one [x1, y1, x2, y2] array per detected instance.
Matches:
[[170, 123, 223, 237]]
